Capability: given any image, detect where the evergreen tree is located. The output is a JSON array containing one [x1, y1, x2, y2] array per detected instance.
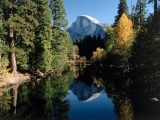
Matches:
[[0, 4, 5, 59], [0, 0, 18, 75], [50, 0, 73, 70], [105, 27, 114, 53], [32, 0, 53, 72], [9, 0, 17, 75], [15, 0, 38, 70], [0, 0, 38, 74], [134, 0, 147, 28], [130, 6, 160, 68], [0, 3, 9, 75], [148, 0, 159, 16], [114, 0, 129, 26]]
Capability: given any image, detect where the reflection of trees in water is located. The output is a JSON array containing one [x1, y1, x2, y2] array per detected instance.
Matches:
[[128, 67, 160, 120], [91, 66, 160, 120], [115, 96, 133, 120], [54, 99, 70, 120], [108, 89, 133, 120], [0, 69, 74, 120], [72, 67, 93, 86], [89, 67, 160, 120], [69, 66, 86, 79], [71, 66, 134, 119], [102, 68, 133, 120]]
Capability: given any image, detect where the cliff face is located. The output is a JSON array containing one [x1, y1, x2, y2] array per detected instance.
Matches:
[[67, 15, 107, 40]]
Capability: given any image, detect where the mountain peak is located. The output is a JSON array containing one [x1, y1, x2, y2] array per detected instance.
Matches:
[[81, 15, 100, 24], [67, 15, 107, 40]]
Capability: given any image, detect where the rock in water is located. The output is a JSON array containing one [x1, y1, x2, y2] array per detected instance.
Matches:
[[151, 98, 159, 101]]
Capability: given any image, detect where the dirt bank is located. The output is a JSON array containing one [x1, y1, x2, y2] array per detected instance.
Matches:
[[0, 73, 31, 88]]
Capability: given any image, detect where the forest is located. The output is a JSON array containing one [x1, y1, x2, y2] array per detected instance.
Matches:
[[74, 0, 160, 69], [0, 0, 73, 77], [0, 0, 160, 119], [0, 0, 160, 79]]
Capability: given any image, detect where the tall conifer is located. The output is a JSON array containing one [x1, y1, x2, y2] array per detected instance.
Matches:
[[14, 0, 38, 70], [114, 0, 129, 26], [0, 0, 18, 75], [148, 0, 159, 16], [134, 0, 147, 28], [32, 0, 53, 72], [50, 0, 73, 69]]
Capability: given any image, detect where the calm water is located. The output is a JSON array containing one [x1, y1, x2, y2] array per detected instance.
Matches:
[[0, 67, 160, 120], [65, 82, 116, 120]]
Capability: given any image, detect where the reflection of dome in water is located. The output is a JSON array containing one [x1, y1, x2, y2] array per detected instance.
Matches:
[[84, 93, 100, 102], [70, 82, 104, 102]]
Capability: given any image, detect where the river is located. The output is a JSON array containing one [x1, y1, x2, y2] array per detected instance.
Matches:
[[0, 66, 160, 120]]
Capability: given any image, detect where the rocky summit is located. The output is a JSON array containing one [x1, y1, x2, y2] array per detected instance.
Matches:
[[67, 15, 109, 40]]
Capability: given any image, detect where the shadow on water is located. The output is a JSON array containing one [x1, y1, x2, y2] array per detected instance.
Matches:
[[0, 66, 160, 120]]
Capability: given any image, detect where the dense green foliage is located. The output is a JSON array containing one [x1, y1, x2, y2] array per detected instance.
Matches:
[[0, 0, 159, 77], [32, 0, 53, 72], [0, 0, 73, 75], [134, 0, 147, 28], [50, 0, 73, 69], [130, 9, 160, 67], [102, 0, 160, 68]]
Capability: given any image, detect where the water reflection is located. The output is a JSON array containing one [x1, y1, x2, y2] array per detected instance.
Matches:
[[70, 82, 104, 102], [0, 69, 73, 120], [71, 66, 160, 120], [0, 66, 160, 120]]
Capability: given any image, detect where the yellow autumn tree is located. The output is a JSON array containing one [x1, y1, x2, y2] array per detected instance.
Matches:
[[113, 13, 134, 64], [91, 47, 107, 65]]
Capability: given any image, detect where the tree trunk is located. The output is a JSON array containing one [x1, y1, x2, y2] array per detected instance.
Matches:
[[10, 36, 17, 75], [9, 0, 17, 76], [11, 85, 18, 114], [154, 0, 158, 16]]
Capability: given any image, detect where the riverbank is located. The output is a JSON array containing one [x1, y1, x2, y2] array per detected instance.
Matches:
[[0, 72, 30, 88]]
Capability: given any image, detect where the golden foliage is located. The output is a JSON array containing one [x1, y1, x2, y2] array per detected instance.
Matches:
[[91, 47, 107, 63], [117, 98, 133, 120], [114, 13, 134, 57], [92, 76, 104, 87]]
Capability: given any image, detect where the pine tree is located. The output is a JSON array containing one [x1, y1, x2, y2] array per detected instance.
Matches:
[[148, 0, 159, 16], [129, 10, 160, 67], [0, 0, 39, 74], [105, 27, 114, 53], [134, 0, 147, 28], [113, 13, 134, 65], [0, 3, 9, 75], [114, 0, 129, 26], [0, 4, 5, 59], [50, 0, 73, 69], [0, 0, 18, 75], [14, 0, 38, 70], [32, 0, 53, 72]]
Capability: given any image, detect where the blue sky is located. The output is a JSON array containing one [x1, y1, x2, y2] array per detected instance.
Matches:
[[64, 0, 155, 26]]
